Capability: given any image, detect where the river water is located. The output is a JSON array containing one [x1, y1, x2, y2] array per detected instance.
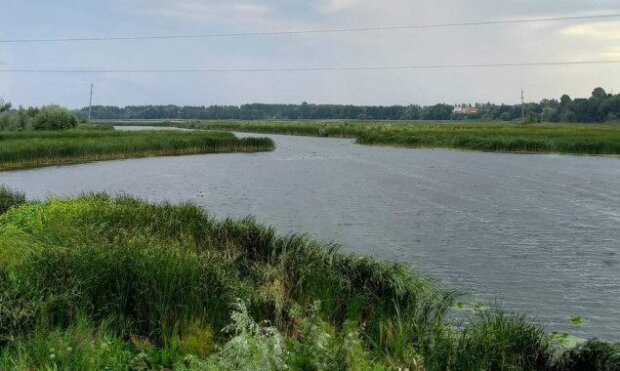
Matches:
[[2, 127, 619, 340]]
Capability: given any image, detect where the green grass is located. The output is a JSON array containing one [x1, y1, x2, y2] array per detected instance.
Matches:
[[0, 193, 617, 369], [0, 129, 274, 170], [109, 120, 620, 155]]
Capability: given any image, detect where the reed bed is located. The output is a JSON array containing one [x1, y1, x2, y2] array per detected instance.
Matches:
[[0, 130, 274, 170], [0, 193, 616, 369], [112, 120, 620, 155]]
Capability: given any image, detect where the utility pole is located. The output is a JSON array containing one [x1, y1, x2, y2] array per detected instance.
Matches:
[[521, 89, 525, 122], [88, 83, 94, 122]]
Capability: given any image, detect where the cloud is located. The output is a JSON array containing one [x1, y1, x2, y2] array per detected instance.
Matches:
[[321, 0, 366, 13], [560, 21, 620, 40], [131, 0, 314, 32], [143, 1, 273, 22], [5, 0, 620, 106], [601, 47, 620, 59]]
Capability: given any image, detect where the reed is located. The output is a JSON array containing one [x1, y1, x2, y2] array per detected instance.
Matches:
[[113, 120, 620, 155], [0, 130, 274, 170], [0, 185, 25, 214], [0, 194, 616, 369]]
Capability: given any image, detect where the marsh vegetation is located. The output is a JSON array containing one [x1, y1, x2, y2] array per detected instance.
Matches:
[[0, 129, 274, 170], [112, 120, 620, 155], [0, 194, 617, 370]]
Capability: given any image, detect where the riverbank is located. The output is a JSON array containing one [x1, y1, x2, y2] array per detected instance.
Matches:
[[0, 190, 617, 370], [108, 120, 620, 155], [0, 130, 274, 170]]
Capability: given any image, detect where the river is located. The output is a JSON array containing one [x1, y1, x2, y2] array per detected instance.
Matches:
[[2, 127, 618, 340]]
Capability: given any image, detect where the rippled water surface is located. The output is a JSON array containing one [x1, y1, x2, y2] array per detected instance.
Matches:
[[2, 127, 619, 340]]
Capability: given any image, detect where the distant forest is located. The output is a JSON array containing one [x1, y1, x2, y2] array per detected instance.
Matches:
[[75, 87, 618, 123]]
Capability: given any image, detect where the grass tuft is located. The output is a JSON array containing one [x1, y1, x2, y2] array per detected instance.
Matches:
[[0, 185, 26, 214]]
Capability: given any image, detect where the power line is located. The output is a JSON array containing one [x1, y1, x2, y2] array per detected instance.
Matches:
[[1, 14, 618, 44], [88, 83, 94, 122], [0, 60, 618, 74]]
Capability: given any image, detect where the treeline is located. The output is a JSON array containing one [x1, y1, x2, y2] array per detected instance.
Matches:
[[76, 87, 620, 122], [0, 103, 77, 131], [2, 87, 618, 127], [467, 87, 620, 123]]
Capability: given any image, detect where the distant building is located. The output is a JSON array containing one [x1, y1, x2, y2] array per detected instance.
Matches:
[[454, 104, 479, 114]]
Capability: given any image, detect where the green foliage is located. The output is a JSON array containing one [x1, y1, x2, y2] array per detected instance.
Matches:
[[0, 197, 235, 340], [77, 87, 620, 122], [195, 300, 288, 371], [0, 106, 39, 131], [122, 119, 620, 155], [0, 194, 616, 369], [553, 340, 620, 371], [0, 185, 26, 214], [443, 309, 550, 370], [0, 129, 274, 170], [178, 322, 217, 358], [0, 316, 133, 370], [420, 103, 454, 120], [570, 316, 585, 327], [287, 302, 384, 370], [32, 105, 77, 130], [0, 98, 10, 113]]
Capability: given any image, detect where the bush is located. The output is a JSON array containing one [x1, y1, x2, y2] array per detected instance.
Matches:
[[178, 300, 288, 371], [32, 105, 77, 130]]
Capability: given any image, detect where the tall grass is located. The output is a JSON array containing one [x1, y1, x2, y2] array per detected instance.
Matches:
[[0, 185, 25, 214], [0, 194, 617, 369], [112, 120, 620, 155], [0, 129, 274, 170]]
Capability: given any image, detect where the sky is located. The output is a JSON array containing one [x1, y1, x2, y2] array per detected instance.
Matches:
[[1, 0, 619, 108]]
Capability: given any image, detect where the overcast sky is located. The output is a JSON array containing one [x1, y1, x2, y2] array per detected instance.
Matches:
[[1, 0, 619, 108]]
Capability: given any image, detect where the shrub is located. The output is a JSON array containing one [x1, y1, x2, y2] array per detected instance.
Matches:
[[178, 300, 288, 371], [31, 105, 77, 130]]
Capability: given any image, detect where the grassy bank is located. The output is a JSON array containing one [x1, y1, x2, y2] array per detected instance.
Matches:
[[0, 192, 617, 370], [109, 120, 620, 155], [0, 129, 274, 170]]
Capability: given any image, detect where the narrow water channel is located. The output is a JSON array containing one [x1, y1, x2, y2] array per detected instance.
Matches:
[[2, 128, 619, 340]]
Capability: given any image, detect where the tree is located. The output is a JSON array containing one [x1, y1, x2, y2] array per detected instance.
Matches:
[[65, 87, 620, 123], [524, 110, 540, 124], [552, 95, 576, 122], [0, 98, 11, 113], [421, 104, 454, 120], [591, 87, 608, 100], [541, 107, 556, 122], [499, 112, 512, 121], [32, 105, 77, 130]]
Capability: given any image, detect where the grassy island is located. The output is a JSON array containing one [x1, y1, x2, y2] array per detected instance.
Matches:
[[0, 129, 274, 171], [110, 120, 620, 155], [0, 188, 617, 370]]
